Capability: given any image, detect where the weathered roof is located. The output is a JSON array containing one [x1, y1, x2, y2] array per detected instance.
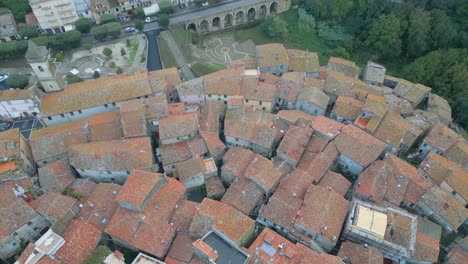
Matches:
[[277, 125, 313, 164], [333, 125, 386, 168], [324, 70, 368, 97], [221, 147, 255, 180], [318, 171, 352, 197], [241, 76, 278, 103], [176, 77, 205, 96], [148, 67, 181, 94], [259, 188, 303, 231], [311, 115, 344, 139], [332, 96, 364, 121], [297, 86, 330, 109], [38, 158, 75, 193], [0, 128, 20, 160], [328, 57, 360, 78], [116, 170, 163, 210], [443, 140, 468, 170], [204, 68, 243, 96], [393, 80, 431, 105], [221, 177, 264, 216], [363, 61, 386, 84], [77, 183, 121, 231], [118, 99, 147, 138], [205, 175, 226, 200], [256, 43, 289, 68], [145, 95, 169, 121], [277, 72, 305, 102], [159, 113, 198, 141], [169, 200, 199, 233], [41, 70, 152, 116], [423, 122, 460, 152], [297, 142, 339, 183], [0, 185, 37, 239], [0, 89, 35, 101], [287, 49, 320, 73], [68, 137, 154, 171], [165, 232, 196, 263], [31, 192, 77, 220], [276, 110, 315, 126], [88, 111, 123, 142], [374, 111, 423, 149], [174, 157, 204, 182], [244, 154, 284, 194], [69, 178, 97, 201], [159, 140, 193, 167], [384, 94, 414, 116], [189, 198, 255, 246], [338, 241, 384, 264]]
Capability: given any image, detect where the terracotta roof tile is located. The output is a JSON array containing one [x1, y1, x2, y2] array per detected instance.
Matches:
[[174, 157, 204, 183], [88, 111, 123, 141], [277, 72, 305, 102], [38, 158, 74, 193], [277, 125, 313, 165], [222, 147, 255, 179], [414, 231, 440, 262], [193, 239, 218, 261], [259, 187, 303, 230], [384, 94, 414, 116], [338, 241, 384, 264], [423, 122, 460, 152], [294, 185, 349, 243], [204, 68, 243, 96], [145, 95, 169, 121], [332, 96, 364, 121], [77, 183, 121, 231], [205, 175, 226, 200], [221, 177, 264, 216], [169, 200, 199, 233], [445, 247, 468, 264], [276, 110, 315, 126], [148, 67, 181, 94], [116, 170, 164, 210], [287, 49, 320, 73], [30, 192, 77, 220], [297, 142, 339, 183], [328, 57, 360, 78], [189, 198, 255, 246], [241, 74, 278, 103], [159, 113, 198, 141], [244, 154, 284, 194], [69, 178, 97, 201], [176, 77, 205, 97], [305, 133, 330, 153], [312, 115, 344, 139], [68, 137, 154, 171], [159, 141, 193, 168], [374, 111, 422, 150], [256, 43, 289, 68], [165, 232, 196, 263], [324, 70, 368, 97], [318, 171, 352, 197], [0, 192, 37, 240], [393, 81, 431, 105], [199, 131, 226, 161], [41, 70, 152, 116], [0, 89, 35, 101], [229, 57, 257, 69], [333, 125, 386, 168], [118, 99, 147, 138], [443, 140, 468, 170]]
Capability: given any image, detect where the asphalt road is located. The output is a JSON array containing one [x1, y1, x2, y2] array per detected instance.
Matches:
[[144, 25, 163, 71]]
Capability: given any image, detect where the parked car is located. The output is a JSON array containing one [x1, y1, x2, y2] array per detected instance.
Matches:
[[124, 27, 136, 33], [0, 75, 8, 82], [145, 17, 158, 23]]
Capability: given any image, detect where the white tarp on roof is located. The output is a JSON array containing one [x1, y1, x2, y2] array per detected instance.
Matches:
[[144, 4, 160, 16]]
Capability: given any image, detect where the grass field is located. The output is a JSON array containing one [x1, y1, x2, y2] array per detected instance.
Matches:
[[157, 37, 178, 68], [126, 38, 139, 66], [191, 62, 225, 77]]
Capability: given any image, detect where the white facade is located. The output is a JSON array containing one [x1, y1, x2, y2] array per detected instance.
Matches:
[[0, 98, 39, 119], [29, 0, 79, 34]]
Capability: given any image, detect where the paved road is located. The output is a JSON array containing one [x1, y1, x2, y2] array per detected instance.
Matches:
[[145, 27, 163, 71], [169, 0, 266, 24], [159, 31, 196, 80]]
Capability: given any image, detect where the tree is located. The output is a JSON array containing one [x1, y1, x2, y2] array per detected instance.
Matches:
[[330, 47, 350, 60], [430, 9, 457, 50], [65, 73, 84, 84], [91, 25, 108, 40], [135, 20, 144, 32], [0, 40, 28, 60], [366, 14, 402, 59], [100, 13, 116, 24], [120, 48, 126, 56], [18, 25, 38, 39], [135, 7, 145, 19], [105, 22, 122, 38], [6, 74, 29, 88], [93, 70, 101, 79], [75, 18, 92, 33], [1, 0, 31, 23], [83, 42, 93, 51], [406, 8, 431, 58], [302, 0, 353, 21], [159, 0, 174, 14], [261, 15, 288, 39], [159, 14, 170, 29], [116, 68, 123, 74], [49, 30, 81, 50], [103, 47, 112, 58]]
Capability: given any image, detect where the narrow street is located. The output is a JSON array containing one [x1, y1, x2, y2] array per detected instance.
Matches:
[[144, 24, 163, 71]]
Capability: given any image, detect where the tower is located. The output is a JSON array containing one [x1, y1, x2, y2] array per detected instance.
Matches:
[[25, 40, 65, 92]]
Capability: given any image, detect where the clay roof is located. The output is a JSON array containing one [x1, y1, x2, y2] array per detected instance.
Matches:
[[374, 111, 423, 149], [68, 137, 153, 171], [364, 61, 386, 84], [199, 131, 226, 161], [287, 49, 320, 73], [41, 70, 152, 116], [312, 115, 344, 139], [427, 93, 452, 124], [241, 76, 278, 102], [88, 111, 123, 142], [423, 122, 460, 152], [445, 247, 468, 264], [294, 185, 349, 243], [148, 67, 181, 94], [305, 133, 330, 153], [318, 171, 352, 197], [338, 241, 384, 264], [176, 77, 205, 96], [25, 12, 39, 25], [0, 89, 35, 101], [221, 177, 264, 215], [31, 192, 77, 220], [222, 147, 255, 178], [230, 57, 257, 69], [169, 200, 199, 233], [324, 70, 368, 97], [159, 140, 193, 167], [414, 231, 440, 263], [332, 96, 364, 121], [393, 81, 431, 105], [189, 198, 255, 245], [259, 187, 303, 230], [443, 140, 468, 170], [38, 158, 74, 193], [165, 232, 196, 263], [205, 175, 226, 199], [174, 157, 204, 182], [69, 178, 97, 201], [244, 154, 284, 194], [256, 43, 289, 68], [54, 219, 102, 264], [405, 109, 440, 131], [204, 68, 243, 96], [77, 183, 121, 231], [0, 128, 21, 160], [333, 125, 385, 168], [297, 142, 339, 183], [116, 170, 164, 210], [105, 178, 186, 258], [328, 57, 360, 78], [276, 110, 315, 126], [118, 99, 147, 138], [384, 94, 414, 116], [297, 86, 330, 109], [159, 113, 198, 141], [145, 95, 169, 121], [277, 72, 305, 102], [277, 125, 313, 163]]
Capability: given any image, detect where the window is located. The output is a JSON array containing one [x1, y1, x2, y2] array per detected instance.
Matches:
[[259, 101, 262, 105], [81, 169, 85, 172], [208, 95, 212, 98], [104, 104, 108, 107], [452, 190, 457, 196], [127, 171, 131, 175], [13, 232, 18, 236], [69, 112, 74, 116], [78, 110, 82, 114], [38, 66, 44, 72], [245, 99, 249, 102], [49, 84, 53, 89], [60, 114, 65, 117], [112, 102, 116, 106], [176, 137, 180, 140], [224, 95, 227, 98]]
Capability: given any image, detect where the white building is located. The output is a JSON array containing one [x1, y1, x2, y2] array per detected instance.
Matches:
[[0, 89, 40, 119], [29, 0, 79, 34]]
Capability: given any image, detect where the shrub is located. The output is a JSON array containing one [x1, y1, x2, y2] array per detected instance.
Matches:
[[100, 13, 117, 24], [75, 18, 92, 33], [109, 61, 116, 68], [18, 25, 39, 39], [91, 25, 108, 40], [93, 70, 101, 79], [55, 52, 64, 62], [103, 47, 112, 58], [83, 42, 93, 50], [120, 47, 126, 56], [61, 187, 83, 200], [105, 22, 122, 38], [135, 20, 144, 32], [116, 68, 123, 74], [159, 14, 170, 29], [6, 74, 29, 89], [65, 73, 84, 84]]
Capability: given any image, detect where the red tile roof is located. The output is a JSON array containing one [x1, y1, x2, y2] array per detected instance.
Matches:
[[423, 122, 460, 152], [277, 126, 313, 164], [318, 171, 352, 197], [38, 158, 74, 193], [118, 99, 147, 138], [244, 154, 284, 194], [338, 241, 384, 264], [443, 140, 468, 170], [159, 113, 199, 141], [414, 231, 440, 263], [88, 111, 123, 142], [276, 110, 315, 126], [165, 232, 196, 263], [297, 142, 339, 183], [169, 200, 199, 233], [116, 170, 164, 210], [221, 177, 264, 216], [69, 178, 97, 201], [221, 147, 255, 180], [205, 175, 226, 200], [30, 192, 77, 220], [312, 115, 344, 139], [259, 187, 303, 231]]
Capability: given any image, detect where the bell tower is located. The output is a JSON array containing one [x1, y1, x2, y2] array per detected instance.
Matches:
[[25, 40, 65, 92]]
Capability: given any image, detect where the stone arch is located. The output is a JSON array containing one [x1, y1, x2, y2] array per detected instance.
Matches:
[[187, 23, 197, 31], [212, 16, 221, 30], [235, 10, 245, 25], [200, 20, 209, 33], [247, 7, 256, 22], [259, 5, 267, 18], [224, 13, 233, 27], [270, 2, 278, 14]]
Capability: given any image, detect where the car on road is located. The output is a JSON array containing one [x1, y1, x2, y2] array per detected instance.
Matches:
[[124, 26, 136, 33], [0, 75, 8, 82], [145, 17, 158, 23]]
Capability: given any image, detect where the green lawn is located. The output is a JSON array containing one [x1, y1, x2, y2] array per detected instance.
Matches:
[[126, 38, 139, 66], [191, 62, 225, 77], [157, 36, 178, 68], [171, 26, 197, 62]]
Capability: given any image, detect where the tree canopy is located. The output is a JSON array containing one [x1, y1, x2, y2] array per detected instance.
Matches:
[[18, 25, 39, 39], [75, 18, 92, 33], [6, 74, 29, 89], [261, 15, 288, 39]]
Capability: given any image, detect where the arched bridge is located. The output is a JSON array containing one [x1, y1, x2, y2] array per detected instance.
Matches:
[[169, 0, 291, 33]]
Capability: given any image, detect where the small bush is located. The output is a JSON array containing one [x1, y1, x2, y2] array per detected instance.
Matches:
[[93, 70, 101, 79], [83, 42, 93, 51], [121, 47, 126, 56], [61, 187, 83, 200], [103, 47, 112, 58], [109, 61, 116, 68], [6, 74, 29, 89], [116, 68, 123, 74]]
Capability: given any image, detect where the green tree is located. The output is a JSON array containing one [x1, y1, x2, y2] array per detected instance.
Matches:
[[430, 9, 457, 50], [103, 47, 112, 58], [100, 13, 116, 24], [91, 25, 108, 40], [105, 22, 122, 38], [159, 0, 174, 14], [116, 68, 123, 74], [406, 8, 431, 58], [31, 36, 50, 47], [135, 7, 145, 19], [6, 74, 29, 88], [159, 14, 170, 29], [55, 52, 64, 62], [261, 15, 288, 39], [18, 25, 38, 39], [83, 42, 93, 51], [49, 30, 81, 51], [330, 47, 350, 59], [120, 47, 126, 56], [135, 20, 144, 32], [65, 73, 84, 84], [303, 0, 353, 20], [75, 18, 92, 33], [366, 14, 402, 59], [1, 0, 31, 23], [93, 70, 101, 79], [0, 40, 28, 60]]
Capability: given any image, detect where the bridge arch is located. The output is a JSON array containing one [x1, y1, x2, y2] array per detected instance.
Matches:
[[212, 16, 222, 30], [247, 7, 256, 22], [235, 10, 245, 25], [224, 13, 233, 27], [259, 5, 267, 18], [200, 19, 210, 33], [270, 2, 279, 14], [186, 23, 197, 31]]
